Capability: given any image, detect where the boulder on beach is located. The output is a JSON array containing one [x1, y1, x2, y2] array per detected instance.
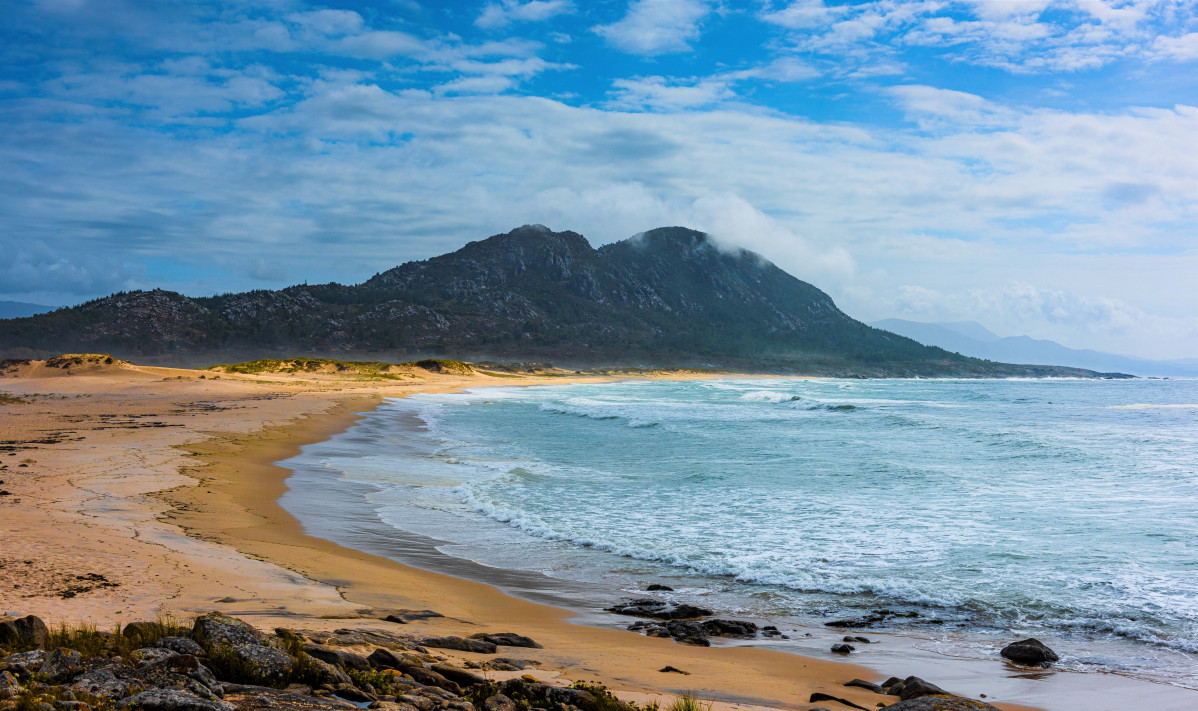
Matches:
[[117, 688, 234, 711], [193, 613, 268, 650], [469, 633, 541, 649], [418, 636, 497, 654], [884, 676, 953, 701], [830, 643, 854, 654], [999, 638, 1059, 666], [0, 615, 50, 649]]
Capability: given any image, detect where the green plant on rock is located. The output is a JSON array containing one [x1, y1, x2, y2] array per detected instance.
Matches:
[[347, 668, 400, 696]]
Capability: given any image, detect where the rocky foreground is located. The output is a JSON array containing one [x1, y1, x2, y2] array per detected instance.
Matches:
[[0, 610, 1024, 711]]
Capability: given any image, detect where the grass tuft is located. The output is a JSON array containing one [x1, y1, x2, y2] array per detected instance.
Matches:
[[666, 692, 713, 711]]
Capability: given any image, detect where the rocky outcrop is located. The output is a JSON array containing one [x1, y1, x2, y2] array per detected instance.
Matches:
[[416, 637, 496, 654], [880, 698, 1001, 711], [606, 599, 713, 620]]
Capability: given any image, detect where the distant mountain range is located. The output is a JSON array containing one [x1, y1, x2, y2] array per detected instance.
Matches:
[[0, 225, 1120, 377], [0, 301, 54, 319], [871, 318, 1197, 377]]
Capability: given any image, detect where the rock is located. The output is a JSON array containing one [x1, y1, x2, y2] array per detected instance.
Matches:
[[366, 648, 408, 670], [129, 654, 224, 699], [222, 684, 358, 711], [333, 686, 375, 703], [117, 689, 234, 711], [881, 677, 904, 690], [403, 668, 460, 695], [851, 636, 870, 643], [372, 703, 421, 711], [123, 623, 163, 642], [478, 658, 539, 671], [658, 666, 688, 674], [843, 679, 884, 694], [383, 611, 444, 624], [227, 644, 295, 683], [132, 648, 178, 667], [897, 677, 952, 701], [157, 638, 204, 657], [430, 664, 485, 688], [0, 616, 50, 650], [1, 670, 22, 698], [544, 686, 595, 708], [54, 701, 92, 711], [303, 644, 371, 671], [192, 614, 267, 651], [605, 600, 712, 620], [71, 669, 130, 699], [417, 637, 496, 654], [808, 693, 867, 710], [700, 620, 757, 638], [830, 644, 854, 654], [999, 638, 1059, 666], [880, 698, 1000, 711], [3, 649, 46, 677], [483, 694, 516, 711], [646, 585, 673, 591], [41, 648, 84, 682], [468, 633, 541, 649], [305, 655, 352, 687]]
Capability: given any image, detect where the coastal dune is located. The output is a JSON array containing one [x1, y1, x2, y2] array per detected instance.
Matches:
[[0, 357, 1032, 711]]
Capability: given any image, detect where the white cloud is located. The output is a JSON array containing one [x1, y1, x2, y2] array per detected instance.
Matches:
[[476, 0, 574, 29], [608, 75, 735, 110], [595, 0, 712, 55], [762, 0, 1198, 73]]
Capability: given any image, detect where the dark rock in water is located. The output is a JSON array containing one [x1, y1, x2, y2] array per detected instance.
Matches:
[[193, 614, 267, 650], [158, 638, 204, 656], [830, 644, 854, 654], [418, 637, 496, 654], [897, 676, 952, 701], [825, 614, 888, 629], [4, 649, 46, 677], [71, 669, 130, 699], [430, 663, 486, 688], [303, 644, 371, 671], [700, 619, 757, 638], [646, 584, 673, 592], [483, 694, 516, 711], [846, 636, 870, 643], [880, 698, 1000, 711], [42, 648, 85, 682], [1000, 638, 1059, 666], [808, 693, 868, 710], [844, 679, 885, 694], [468, 633, 541, 649], [117, 689, 233, 711], [606, 599, 712, 620], [658, 666, 689, 674], [0, 615, 50, 649]]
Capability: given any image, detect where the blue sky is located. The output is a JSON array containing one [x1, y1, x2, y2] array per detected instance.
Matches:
[[1, 0, 1195, 359]]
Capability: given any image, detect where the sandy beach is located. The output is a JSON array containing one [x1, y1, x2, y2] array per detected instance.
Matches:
[[1, 356, 1040, 711]]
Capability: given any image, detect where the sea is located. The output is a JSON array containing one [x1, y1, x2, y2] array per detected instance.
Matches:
[[279, 377, 1198, 710]]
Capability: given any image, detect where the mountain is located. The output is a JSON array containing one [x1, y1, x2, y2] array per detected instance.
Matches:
[[0, 301, 54, 319], [872, 318, 1196, 377], [0, 225, 1116, 377]]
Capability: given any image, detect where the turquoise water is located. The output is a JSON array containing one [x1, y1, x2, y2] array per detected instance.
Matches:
[[283, 378, 1198, 690]]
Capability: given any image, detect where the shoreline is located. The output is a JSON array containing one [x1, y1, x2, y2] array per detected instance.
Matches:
[[4, 360, 1181, 710], [271, 384, 1198, 711]]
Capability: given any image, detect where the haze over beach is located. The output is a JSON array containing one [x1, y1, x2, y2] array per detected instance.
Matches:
[[1, 4, 1197, 711]]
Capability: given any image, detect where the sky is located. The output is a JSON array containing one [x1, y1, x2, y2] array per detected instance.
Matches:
[[0, 0, 1195, 360]]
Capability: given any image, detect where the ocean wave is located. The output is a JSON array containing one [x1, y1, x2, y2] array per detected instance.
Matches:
[[739, 390, 802, 403]]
